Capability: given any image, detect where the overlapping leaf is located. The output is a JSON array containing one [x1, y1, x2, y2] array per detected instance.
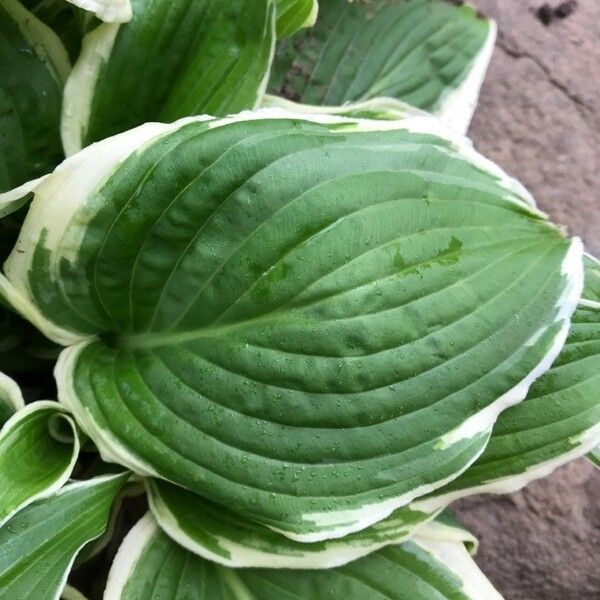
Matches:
[[411, 255, 600, 512], [0, 401, 79, 526], [0, 473, 127, 599], [2, 112, 582, 541], [0, 0, 69, 192], [147, 478, 439, 569], [269, 0, 495, 133], [104, 513, 503, 599], [62, 0, 276, 153]]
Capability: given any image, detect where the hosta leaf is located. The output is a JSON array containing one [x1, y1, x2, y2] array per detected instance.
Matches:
[[269, 0, 496, 133], [0, 401, 79, 527], [61, 0, 276, 154], [3, 112, 582, 541], [0, 371, 24, 425], [147, 478, 439, 569], [0, 473, 127, 600], [262, 93, 429, 121], [275, 0, 318, 38], [105, 513, 503, 599], [0, 0, 69, 192], [416, 509, 478, 555], [415, 273, 600, 511]]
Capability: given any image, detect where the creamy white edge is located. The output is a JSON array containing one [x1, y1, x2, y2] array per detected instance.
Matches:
[[434, 19, 497, 136], [304, 0, 319, 28], [261, 94, 427, 119], [56, 342, 160, 478], [0, 401, 80, 529], [61, 22, 120, 156], [52, 474, 127, 600], [0, 174, 49, 218], [8, 108, 535, 345], [413, 538, 504, 600], [580, 298, 600, 310], [415, 420, 600, 515], [147, 482, 438, 570], [261, 103, 538, 209], [278, 239, 583, 542], [66, 0, 132, 23], [0, 371, 25, 413], [3, 0, 70, 85], [438, 237, 584, 448], [415, 519, 478, 555], [103, 513, 159, 600], [253, 4, 278, 109], [4, 119, 202, 345], [9, 108, 580, 540], [61, 585, 89, 600], [271, 439, 491, 543]]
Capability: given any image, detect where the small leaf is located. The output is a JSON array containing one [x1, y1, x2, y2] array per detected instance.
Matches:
[[0, 401, 79, 527], [147, 478, 438, 569], [0, 473, 128, 600]]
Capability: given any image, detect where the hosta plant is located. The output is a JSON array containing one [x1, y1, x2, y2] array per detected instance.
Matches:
[[0, 1, 598, 598]]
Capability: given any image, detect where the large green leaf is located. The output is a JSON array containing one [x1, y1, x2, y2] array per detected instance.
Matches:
[[0, 0, 69, 193], [275, 0, 317, 38], [61, 0, 276, 153], [147, 478, 439, 569], [0, 401, 79, 527], [104, 513, 503, 599], [0, 473, 127, 599], [2, 112, 582, 541], [269, 0, 495, 133]]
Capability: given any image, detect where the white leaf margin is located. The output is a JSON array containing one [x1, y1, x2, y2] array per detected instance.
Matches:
[[0, 400, 80, 528], [434, 17, 497, 136], [66, 0, 132, 23], [5, 108, 544, 347], [104, 512, 504, 600], [0, 108, 584, 541], [146, 479, 443, 570], [412, 536, 503, 599]]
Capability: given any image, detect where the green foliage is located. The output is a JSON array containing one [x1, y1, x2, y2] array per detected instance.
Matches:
[[0, 1, 597, 598]]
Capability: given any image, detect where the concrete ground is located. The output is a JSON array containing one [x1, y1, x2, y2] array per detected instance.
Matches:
[[453, 2, 599, 598]]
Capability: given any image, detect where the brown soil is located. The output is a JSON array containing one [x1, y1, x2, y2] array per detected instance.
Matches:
[[454, 1, 599, 598]]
